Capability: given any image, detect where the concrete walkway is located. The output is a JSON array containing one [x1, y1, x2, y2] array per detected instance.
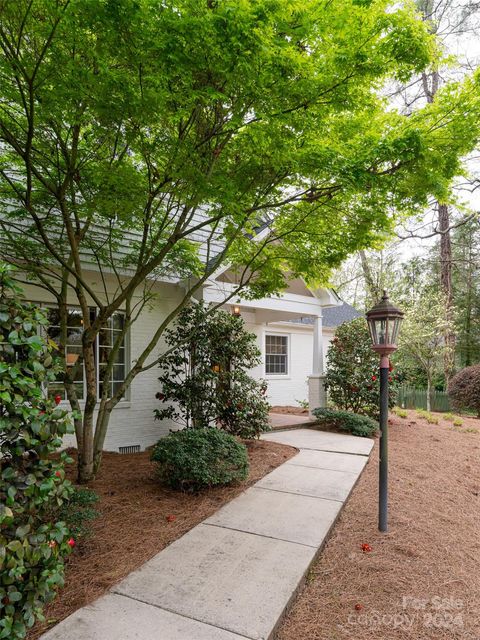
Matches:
[[42, 429, 374, 640]]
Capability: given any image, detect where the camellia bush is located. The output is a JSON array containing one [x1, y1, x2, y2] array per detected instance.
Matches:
[[155, 303, 270, 439], [448, 365, 480, 417], [325, 317, 397, 419], [0, 264, 74, 640]]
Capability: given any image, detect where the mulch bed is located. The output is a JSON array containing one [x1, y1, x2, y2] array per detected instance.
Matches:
[[29, 439, 297, 639], [270, 405, 309, 416], [277, 410, 480, 640]]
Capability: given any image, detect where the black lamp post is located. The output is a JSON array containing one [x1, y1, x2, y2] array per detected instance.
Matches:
[[366, 290, 404, 532]]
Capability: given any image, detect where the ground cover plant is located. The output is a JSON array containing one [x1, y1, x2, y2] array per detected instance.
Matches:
[[0, 265, 73, 640], [312, 408, 378, 437]]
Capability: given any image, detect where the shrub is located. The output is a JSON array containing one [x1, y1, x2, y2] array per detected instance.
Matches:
[[448, 365, 480, 417], [155, 303, 270, 439], [426, 414, 439, 425], [453, 417, 463, 427], [312, 408, 378, 437], [57, 488, 100, 540], [443, 413, 455, 422], [0, 264, 74, 640], [218, 376, 270, 440], [151, 428, 249, 491], [393, 407, 407, 418], [325, 317, 397, 420]]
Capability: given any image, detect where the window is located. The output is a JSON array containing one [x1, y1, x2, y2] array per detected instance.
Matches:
[[98, 313, 126, 399], [265, 334, 288, 375], [44, 306, 127, 401]]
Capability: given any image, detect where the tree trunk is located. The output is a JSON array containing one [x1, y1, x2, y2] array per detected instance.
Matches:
[[359, 250, 381, 305], [78, 339, 97, 483], [438, 203, 456, 385], [426, 375, 432, 412]]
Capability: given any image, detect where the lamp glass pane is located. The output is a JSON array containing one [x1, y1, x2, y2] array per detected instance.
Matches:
[[391, 317, 403, 345], [367, 318, 377, 345], [376, 319, 387, 344]]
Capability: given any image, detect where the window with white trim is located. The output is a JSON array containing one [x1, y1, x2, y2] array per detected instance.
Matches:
[[44, 306, 127, 401], [265, 334, 288, 375]]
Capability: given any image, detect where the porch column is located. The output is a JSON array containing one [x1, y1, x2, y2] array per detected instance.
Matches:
[[308, 314, 326, 415]]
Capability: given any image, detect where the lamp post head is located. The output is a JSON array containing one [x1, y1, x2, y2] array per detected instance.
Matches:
[[366, 290, 404, 357]]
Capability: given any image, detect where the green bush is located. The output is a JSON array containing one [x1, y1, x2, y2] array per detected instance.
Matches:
[[219, 376, 270, 440], [312, 407, 378, 437], [325, 317, 397, 420], [448, 365, 480, 418], [155, 303, 270, 439], [151, 428, 249, 491], [0, 264, 74, 640], [57, 488, 100, 540]]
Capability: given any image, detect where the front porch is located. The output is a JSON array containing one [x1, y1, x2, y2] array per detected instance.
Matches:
[[199, 275, 341, 414]]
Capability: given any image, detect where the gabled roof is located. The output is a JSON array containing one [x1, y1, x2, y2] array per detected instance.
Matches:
[[287, 302, 362, 328]]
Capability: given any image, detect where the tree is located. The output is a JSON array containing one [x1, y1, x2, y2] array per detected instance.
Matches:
[[155, 303, 270, 439], [1, 0, 479, 480], [394, 0, 480, 385], [396, 288, 454, 410], [325, 317, 397, 419], [451, 216, 480, 367]]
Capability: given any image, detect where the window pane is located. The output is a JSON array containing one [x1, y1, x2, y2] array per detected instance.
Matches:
[[112, 363, 125, 381], [98, 328, 112, 347], [265, 335, 288, 375], [113, 314, 124, 331]]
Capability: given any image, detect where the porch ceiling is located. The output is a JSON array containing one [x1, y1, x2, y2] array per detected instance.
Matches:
[[200, 279, 338, 323]]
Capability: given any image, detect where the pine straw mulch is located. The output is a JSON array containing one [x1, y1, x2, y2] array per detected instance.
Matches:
[[29, 438, 297, 640], [276, 409, 480, 640], [270, 405, 309, 416]]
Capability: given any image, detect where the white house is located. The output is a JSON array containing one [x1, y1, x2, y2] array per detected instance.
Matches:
[[17, 265, 362, 453]]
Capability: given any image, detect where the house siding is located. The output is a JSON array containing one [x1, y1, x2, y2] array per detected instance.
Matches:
[[20, 273, 184, 452], [17, 273, 336, 451]]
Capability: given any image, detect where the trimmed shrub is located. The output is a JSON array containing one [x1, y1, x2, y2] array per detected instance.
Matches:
[[312, 408, 378, 437], [325, 317, 397, 420], [448, 365, 480, 417], [151, 428, 249, 491], [0, 264, 74, 640]]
